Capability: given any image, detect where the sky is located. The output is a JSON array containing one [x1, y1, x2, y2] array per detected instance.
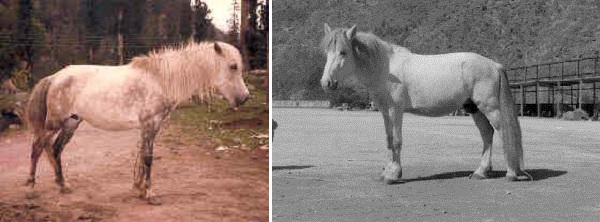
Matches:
[[201, 0, 235, 32]]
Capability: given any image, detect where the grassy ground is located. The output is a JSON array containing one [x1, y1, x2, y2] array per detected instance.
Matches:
[[161, 73, 269, 150]]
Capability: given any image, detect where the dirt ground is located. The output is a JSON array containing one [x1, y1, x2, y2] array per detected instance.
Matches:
[[273, 108, 600, 222], [0, 122, 269, 221]]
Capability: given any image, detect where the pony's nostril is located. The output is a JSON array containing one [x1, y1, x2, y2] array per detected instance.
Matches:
[[328, 80, 338, 90], [238, 95, 249, 105], [327, 81, 332, 88]]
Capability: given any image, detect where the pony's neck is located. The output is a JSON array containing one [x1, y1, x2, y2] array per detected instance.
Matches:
[[130, 49, 215, 105], [354, 39, 398, 90]]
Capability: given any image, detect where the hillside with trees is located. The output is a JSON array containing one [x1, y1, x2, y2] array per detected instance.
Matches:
[[0, 0, 269, 87], [273, 0, 600, 101]]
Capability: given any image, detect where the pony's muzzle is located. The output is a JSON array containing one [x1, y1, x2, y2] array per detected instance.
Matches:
[[321, 79, 339, 91], [238, 94, 249, 105], [232, 94, 250, 109]]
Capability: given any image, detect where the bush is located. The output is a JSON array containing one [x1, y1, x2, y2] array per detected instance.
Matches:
[[328, 86, 369, 109], [561, 109, 589, 121]]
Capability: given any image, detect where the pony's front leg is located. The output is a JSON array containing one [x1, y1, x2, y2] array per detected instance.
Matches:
[[381, 107, 404, 184], [134, 121, 162, 205]]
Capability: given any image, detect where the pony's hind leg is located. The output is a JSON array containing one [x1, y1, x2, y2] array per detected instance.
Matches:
[[26, 130, 57, 199], [45, 115, 82, 193], [470, 111, 494, 179], [482, 108, 532, 181]]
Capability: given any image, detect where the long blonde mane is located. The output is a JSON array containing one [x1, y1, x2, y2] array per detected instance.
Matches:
[[321, 29, 411, 73], [130, 41, 238, 103]]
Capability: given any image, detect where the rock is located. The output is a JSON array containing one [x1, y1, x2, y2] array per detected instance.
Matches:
[[561, 109, 589, 121], [215, 146, 229, 151]]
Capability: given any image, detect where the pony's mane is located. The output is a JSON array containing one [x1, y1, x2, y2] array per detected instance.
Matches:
[[130, 41, 237, 103], [321, 28, 411, 71]]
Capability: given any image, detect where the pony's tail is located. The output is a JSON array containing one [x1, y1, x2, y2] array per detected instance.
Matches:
[[498, 67, 528, 178], [26, 77, 52, 133]]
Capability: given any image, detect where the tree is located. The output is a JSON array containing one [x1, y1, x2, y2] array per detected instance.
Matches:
[[191, 0, 215, 42], [79, 0, 104, 63], [15, 0, 46, 85], [0, 1, 18, 81], [226, 0, 240, 46], [246, 0, 268, 69]]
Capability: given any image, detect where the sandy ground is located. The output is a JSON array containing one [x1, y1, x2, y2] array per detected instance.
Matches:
[[0, 123, 269, 221], [273, 108, 600, 222]]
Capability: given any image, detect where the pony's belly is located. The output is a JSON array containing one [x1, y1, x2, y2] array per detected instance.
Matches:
[[407, 106, 458, 117], [83, 116, 140, 131], [405, 97, 463, 117], [74, 103, 141, 131]]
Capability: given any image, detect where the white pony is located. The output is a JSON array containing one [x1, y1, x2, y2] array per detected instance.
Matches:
[[26, 41, 249, 204], [320, 24, 533, 183]]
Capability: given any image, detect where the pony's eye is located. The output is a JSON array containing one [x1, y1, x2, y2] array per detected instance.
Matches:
[[229, 63, 238, 70], [340, 51, 347, 56]]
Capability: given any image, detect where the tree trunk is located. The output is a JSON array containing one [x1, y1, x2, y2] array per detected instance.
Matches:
[[240, 0, 250, 71]]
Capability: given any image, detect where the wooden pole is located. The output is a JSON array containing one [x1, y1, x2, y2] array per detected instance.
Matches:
[[595, 53, 599, 119], [240, 0, 250, 71], [594, 83, 597, 119], [548, 86, 554, 117], [117, 8, 124, 65], [557, 81, 562, 118], [520, 84, 525, 116], [536, 66, 540, 117], [265, 0, 269, 70], [577, 60, 581, 109], [571, 85, 574, 108], [523, 67, 527, 116], [578, 80, 583, 109]]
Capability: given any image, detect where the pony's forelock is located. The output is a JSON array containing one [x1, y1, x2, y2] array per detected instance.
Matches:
[[321, 26, 405, 71]]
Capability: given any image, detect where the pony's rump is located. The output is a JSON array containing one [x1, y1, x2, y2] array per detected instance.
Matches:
[[26, 77, 52, 133]]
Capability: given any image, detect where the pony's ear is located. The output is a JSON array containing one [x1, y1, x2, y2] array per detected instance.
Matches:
[[346, 25, 357, 39], [324, 23, 331, 34], [214, 43, 223, 54]]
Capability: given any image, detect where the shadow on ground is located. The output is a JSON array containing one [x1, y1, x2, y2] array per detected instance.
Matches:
[[272, 165, 315, 171], [402, 168, 567, 183]]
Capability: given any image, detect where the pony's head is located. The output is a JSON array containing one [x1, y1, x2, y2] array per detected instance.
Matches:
[[211, 42, 250, 109], [320, 24, 358, 91]]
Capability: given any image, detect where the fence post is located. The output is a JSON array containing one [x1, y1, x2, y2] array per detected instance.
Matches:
[[520, 83, 525, 116], [577, 59, 580, 77], [577, 59, 582, 109], [595, 51, 599, 76], [536, 65, 540, 117], [557, 81, 562, 118], [594, 83, 597, 119], [571, 85, 574, 108]]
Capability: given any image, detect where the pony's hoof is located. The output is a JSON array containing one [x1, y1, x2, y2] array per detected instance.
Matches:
[[144, 190, 161, 205], [381, 162, 402, 184], [24, 179, 35, 187], [506, 171, 534, 181], [25, 192, 38, 199], [60, 186, 73, 194], [469, 173, 489, 180], [382, 178, 404, 185], [521, 171, 534, 181], [147, 197, 162, 206]]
